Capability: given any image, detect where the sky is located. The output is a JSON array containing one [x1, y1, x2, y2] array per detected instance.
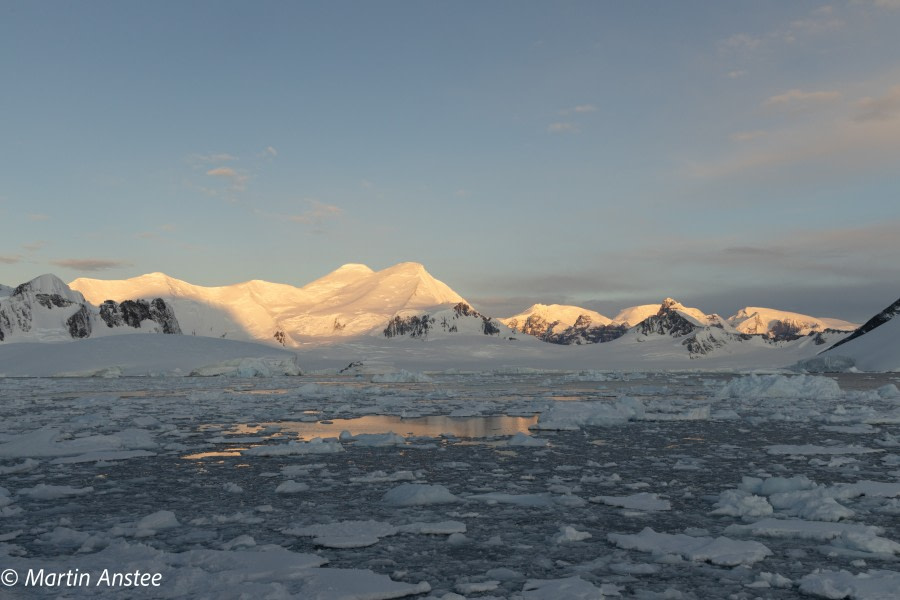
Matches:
[[2, 1, 899, 322]]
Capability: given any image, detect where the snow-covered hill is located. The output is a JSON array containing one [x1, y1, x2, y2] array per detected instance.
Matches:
[[500, 304, 612, 338], [728, 306, 858, 340], [0, 274, 180, 343], [70, 263, 468, 346], [815, 296, 900, 372]]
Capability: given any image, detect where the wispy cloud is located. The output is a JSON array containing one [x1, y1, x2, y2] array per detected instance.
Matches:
[[22, 240, 46, 252], [559, 104, 598, 116], [690, 81, 900, 178], [719, 5, 846, 56], [50, 258, 130, 272], [0, 254, 22, 264], [787, 6, 843, 39], [287, 200, 345, 225], [762, 89, 841, 111], [854, 84, 900, 121], [265, 146, 278, 157], [547, 122, 579, 134], [135, 223, 177, 240], [720, 33, 762, 53], [28, 213, 50, 221], [190, 153, 238, 164], [206, 166, 249, 191]]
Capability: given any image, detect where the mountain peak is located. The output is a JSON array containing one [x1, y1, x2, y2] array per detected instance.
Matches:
[[660, 298, 684, 311], [384, 262, 428, 275], [15, 274, 85, 304], [334, 263, 374, 274]]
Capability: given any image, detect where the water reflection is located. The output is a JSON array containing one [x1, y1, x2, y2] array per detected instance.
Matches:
[[182, 450, 245, 460], [206, 414, 538, 442]]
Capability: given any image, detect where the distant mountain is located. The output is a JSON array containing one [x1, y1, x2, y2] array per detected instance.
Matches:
[[0, 274, 180, 343], [501, 304, 612, 338], [727, 306, 858, 341], [383, 302, 512, 340], [815, 296, 900, 372], [70, 263, 471, 346]]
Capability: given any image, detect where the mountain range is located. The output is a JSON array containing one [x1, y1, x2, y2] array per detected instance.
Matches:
[[1, 262, 896, 370], [0, 274, 179, 343]]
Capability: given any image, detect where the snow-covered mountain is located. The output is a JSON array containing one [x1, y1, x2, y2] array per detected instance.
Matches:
[[383, 302, 512, 340], [604, 298, 852, 360], [727, 307, 858, 340], [500, 304, 612, 338], [816, 296, 900, 372], [0, 274, 180, 343], [70, 263, 473, 346]]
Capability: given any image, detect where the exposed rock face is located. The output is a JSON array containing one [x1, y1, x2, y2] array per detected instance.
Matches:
[[544, 318, 628, 345], [99, 298, 182, 334], [769, 319, 803, 342], [66, 305, 92, 338], [637, 300, 699, 337], [383, 314, 435, 338]]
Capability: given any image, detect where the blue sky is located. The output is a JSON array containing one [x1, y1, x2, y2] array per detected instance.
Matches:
[[2, 1, 899, 320]]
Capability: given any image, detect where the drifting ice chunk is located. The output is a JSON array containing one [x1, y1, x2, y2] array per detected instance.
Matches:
[[350, 470, 416, 483], [285, 520, 398, 548], [275, 480, 310, 494], [725, 518, 884, 541], [349, 432, 407, 447], [553, 525, 592, 543], [135, 510, 179, 537], [710, 490, 774, 518], [295, 567, 431, 600], [800, 569, 900, 599], [468, 492, 586, 508], [521, 576, 619, 599], [0, 427, 156, 458], [507, 432, 549, 447], [18, 484, 94, 500], [718, 374, 842, 399], [397, 521, 466, 535], [383, 483, 460, 506], [591, 492, 671, 512], [608, 527, 772, 566], [766, 445, 879, 456], [243, 438, 343, 456], [534, 398, 645, 430]]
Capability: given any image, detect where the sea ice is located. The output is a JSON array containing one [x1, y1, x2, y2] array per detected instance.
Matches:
[[608, 527, 773, 566]]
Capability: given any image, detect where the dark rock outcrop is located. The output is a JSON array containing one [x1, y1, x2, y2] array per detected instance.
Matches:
[[99, 298, 182, 334]]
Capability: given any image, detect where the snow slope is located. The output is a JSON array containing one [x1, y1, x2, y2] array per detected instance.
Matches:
[[728, 306, 858, 338], [0, 334, 300, 377], [611, 304, 661, 327], [71, 263, 466, 345], [819, 296, 900, 372]]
